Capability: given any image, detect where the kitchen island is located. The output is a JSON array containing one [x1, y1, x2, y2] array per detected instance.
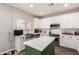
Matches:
[[23, 36, 55, 55]]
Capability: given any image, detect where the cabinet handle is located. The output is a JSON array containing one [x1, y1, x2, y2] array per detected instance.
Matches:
[[62, 36, 64, 37], [77, 38, 78, 40], [21, 37, 24, 39], [8, 32, 10, 40], [70, 37, 72, 38]]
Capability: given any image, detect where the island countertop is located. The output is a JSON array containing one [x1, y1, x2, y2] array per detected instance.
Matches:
[[23, 36, 55, 51]]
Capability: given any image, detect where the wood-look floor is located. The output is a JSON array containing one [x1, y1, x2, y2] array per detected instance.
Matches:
[[55, 46, 78, 55], [16, 46, 79, 55]]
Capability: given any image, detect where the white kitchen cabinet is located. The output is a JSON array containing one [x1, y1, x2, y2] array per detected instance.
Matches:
[[74, 36, 79, 52], [50, 16, 61, 24], [61, 14, 73, 28], [12, 8, 34, 30], [60, 35, 67, 47], [61, 12, 79, 28], [26, 15, 34, 31], [39, 19, 50, 28], [33, 15, 62, 29], [60, 35, 71, 48], [66, 36, 74, 49], [60, 35, 74, 49], [60, 35, 79, 52], [12, 8, 26, 30], [15, 35, 26, 52], [34, 18, 50, 29], [72, 12, 79, 28], [33, 18, 40, 28]]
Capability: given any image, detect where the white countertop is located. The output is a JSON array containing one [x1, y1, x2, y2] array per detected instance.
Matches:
[[23, 36, 55, 51]]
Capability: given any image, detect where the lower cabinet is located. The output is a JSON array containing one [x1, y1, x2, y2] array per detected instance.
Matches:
[[15, 35, 26, 52], [60, 35, 78, 50], [60, 35, 67, 47], [74, 37, 79, 52]]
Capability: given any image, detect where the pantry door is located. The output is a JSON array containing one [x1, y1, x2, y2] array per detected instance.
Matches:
[[0, 4, 12, 54]]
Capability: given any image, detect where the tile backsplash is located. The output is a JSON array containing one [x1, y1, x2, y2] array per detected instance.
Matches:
[[62, 29, 79, 35]]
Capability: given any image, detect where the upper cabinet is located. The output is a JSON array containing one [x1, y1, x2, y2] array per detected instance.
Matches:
[[33, 12, 79, 29], [61, 14, 73, 28], [33, 18, 40, 28], [26, 15, 34, 30], [12, 8, 34, 30], [61, 12, 79, 28], [49, 16, 61, 24], [39, 19, 50, 28], [33, 18, 50, 29], [12, 8, 26, 30], [72, 12, 79, 28]]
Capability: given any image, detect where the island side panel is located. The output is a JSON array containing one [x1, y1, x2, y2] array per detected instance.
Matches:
[[25, 45, 41, 55], [25, 41, 55, 55], [41, 42, 55, 55]]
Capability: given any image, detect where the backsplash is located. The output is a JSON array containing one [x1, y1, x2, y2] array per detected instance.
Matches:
[[34, 28, 50, 36], [62, 29, 79, 35]]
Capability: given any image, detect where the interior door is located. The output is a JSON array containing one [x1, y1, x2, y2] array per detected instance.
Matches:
[[0, 4, 12, 54]]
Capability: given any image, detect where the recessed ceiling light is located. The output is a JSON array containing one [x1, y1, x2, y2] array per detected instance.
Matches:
[[29, 4, 34, 7], [40, 11, 44, 14], [64, 4, 69, 7]]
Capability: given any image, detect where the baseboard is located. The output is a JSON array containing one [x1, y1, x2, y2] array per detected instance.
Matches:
[[59, 45, 78, 52], [0, 48, 15, 55]]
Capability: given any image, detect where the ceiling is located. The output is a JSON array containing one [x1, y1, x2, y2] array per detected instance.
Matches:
[[6, 3, 79, 18]]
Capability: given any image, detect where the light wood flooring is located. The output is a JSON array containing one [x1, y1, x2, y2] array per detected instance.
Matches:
[[16, 46, 79, 55]]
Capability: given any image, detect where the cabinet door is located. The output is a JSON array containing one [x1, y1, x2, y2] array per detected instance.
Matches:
[[62, 35, 71, 48], [60, 35, 74, 49], [61, 14, 73, 28], [61, 12, 79, 28], [60, 35, 67, 47], [74, 37, 79, 52], [13, 8, 26, 30], [33, 18, 40, 28], [50, 16, 61, 24], [40, 19, 50, 28], [15, 36, 25, 52], [72, 12, 79, 28], [66, 36, 74, 49]]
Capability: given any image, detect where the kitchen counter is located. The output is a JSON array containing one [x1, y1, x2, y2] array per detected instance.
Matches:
[[25, 33, 40, 39], [23, 36, 55, 55], [62, 34, 79, 37]]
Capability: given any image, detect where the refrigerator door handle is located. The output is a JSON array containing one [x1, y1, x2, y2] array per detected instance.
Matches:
[[8, 32, 10, 39]]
